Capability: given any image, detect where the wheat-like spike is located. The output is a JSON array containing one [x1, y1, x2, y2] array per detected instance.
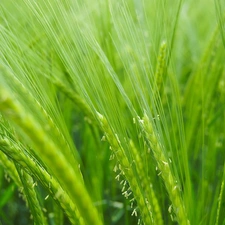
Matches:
[[17, 167, 48, 225], [154, 41, 167, 97], [129, 140, 163, 225], [0, 88, 102, 225], [0, 150, 21, 187], [0, 136, 85, 225], [139, 113, 190, 225], [0, 67, 77, 168], [98, 112, 153, 225]]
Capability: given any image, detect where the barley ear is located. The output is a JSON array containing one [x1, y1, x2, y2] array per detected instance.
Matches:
[[0, 150, 21, 187], [0, 67, 78, 168], [0, 87, 102, 225], [139, 113, 190, 225], [0, 136, 85, 225], [154, 41, 167, 98], [129, 140, 163, 225], [17, 167, 48, 225], [97, 112, 154, 224]]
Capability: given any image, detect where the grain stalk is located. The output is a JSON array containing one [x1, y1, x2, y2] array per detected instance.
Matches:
[[50, 77, 96, 124]]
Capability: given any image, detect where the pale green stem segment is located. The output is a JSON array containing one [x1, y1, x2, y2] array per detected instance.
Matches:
[[52, 78, 96, 124], [98, 113, 154, 225], [139, 113, 190, 225], [0, 88, 102, 225], [215, 180, 224, 225], [0, 137, 85, 225], [215, 162, 225, 225]]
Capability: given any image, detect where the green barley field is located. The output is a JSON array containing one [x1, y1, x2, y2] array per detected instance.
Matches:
[[0, 0, 225, 224]]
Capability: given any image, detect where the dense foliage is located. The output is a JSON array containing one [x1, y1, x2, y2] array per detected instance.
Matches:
[[0, 0, 225, 224]]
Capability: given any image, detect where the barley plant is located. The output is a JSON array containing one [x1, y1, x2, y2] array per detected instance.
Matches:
[[0, 0, 225, 224]]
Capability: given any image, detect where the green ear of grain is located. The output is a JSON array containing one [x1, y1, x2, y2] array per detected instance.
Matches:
[[0, 65, 79, 169], [16, 167, 48, 225], [0, 86, 102, 225], [0, 136, 85, 225], [139, 113, 189, 225], [0, 0, 224, 224], [154, 41, 167, 98], [98, 112, 154, 225], [0, 150, 21, 187], [129, 140, 163, 225], [0, 147, 47, 225]]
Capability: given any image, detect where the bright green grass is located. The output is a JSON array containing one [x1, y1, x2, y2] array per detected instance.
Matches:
[[0, 0, 225, 224]]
